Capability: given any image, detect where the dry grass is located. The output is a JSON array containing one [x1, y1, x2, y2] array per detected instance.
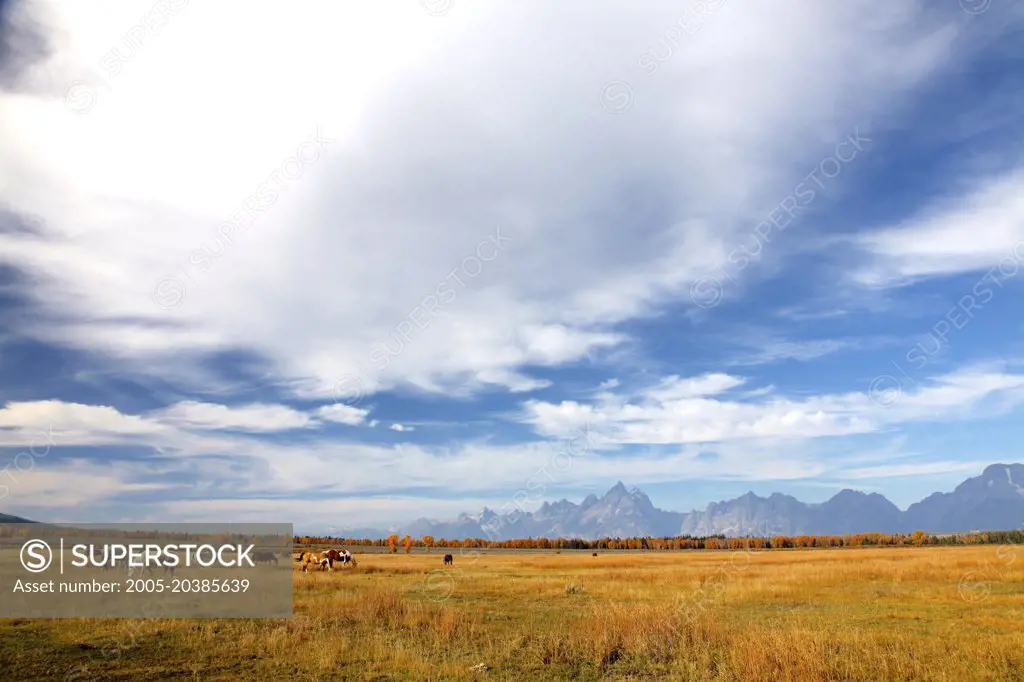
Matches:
[[2, 545, 1023, 680]]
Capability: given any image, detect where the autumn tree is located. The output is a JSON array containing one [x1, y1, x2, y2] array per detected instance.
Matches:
[[387, 533, 399, 553], [402, 534, 413, 554], [422, 535, 435, 552]]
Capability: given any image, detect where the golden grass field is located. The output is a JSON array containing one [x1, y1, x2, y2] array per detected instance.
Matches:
[[2, 545, 1023, 681]]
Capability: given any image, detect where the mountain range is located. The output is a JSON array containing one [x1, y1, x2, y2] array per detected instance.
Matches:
[[6, 465, 1023, 539], [366, 463, 1024, 540]]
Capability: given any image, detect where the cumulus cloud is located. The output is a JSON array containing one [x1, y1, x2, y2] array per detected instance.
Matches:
[[0, 400, 165, 446], [521, 367, 1024, 445], [315, 404, 370, 426]]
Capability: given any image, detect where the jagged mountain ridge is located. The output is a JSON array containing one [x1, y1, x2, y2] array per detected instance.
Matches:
[[402, 482, 684, 541], [15, 468, 1011, 540], [397, 464, 1024, 540]]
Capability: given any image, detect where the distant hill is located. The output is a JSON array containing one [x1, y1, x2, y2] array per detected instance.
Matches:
[[0, 513, 36, 523]]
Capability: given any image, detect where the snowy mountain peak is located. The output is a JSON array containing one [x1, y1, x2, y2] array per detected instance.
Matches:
[[389, 465, 1024, 540], [607, 481, 628, 495]]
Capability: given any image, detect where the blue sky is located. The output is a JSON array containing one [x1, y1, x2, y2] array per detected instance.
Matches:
[[1, 1, 1024, 533]]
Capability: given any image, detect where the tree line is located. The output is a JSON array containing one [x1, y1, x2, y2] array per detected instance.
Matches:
[[294, 529, 1024, 552]]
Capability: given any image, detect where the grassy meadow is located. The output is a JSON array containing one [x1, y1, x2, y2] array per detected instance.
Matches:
[[1, 545, 1023, 680]]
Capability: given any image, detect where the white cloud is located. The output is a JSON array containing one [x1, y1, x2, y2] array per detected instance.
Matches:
[[1, 459, 176, 510], [2, 365, 1022, 525], [852, 167, 1024, 288], [522, 366, 1024, 445], [0, 398, 375, 447], [722, 335, 899, 366], [151, 401, 314, 432], [152, 495, 504, 530], [0, 1, 970, 400], [3, 2, 1022, 527], [646, 373, 746, 401], [836, 461, 988, 479], [0, 400, 165, 446], [471, 369, 552, 394], [314, 403, 370, 426]]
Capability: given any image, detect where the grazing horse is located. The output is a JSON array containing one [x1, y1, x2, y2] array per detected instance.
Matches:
[[105, 560, 174, 579], [443, 554, 453, 566], [158, 551, 178, 578], [253, 551, 278, 566], [593, 552, 598, 557], [324, 549, 356, 568]]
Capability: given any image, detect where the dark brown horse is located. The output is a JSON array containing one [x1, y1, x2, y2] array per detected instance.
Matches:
[[443, 554, 453, 566], [253, 551, 278, 566]]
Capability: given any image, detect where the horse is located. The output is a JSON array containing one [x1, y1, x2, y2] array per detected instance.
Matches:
[[103, 560, 170, 578], [156, 550, 180, 578], [443, 554, 453, 566], [297, 551, 330, 572], [324, 548, 357, 569], [593, 552, 598, 557], [253, 551, 279, 566]]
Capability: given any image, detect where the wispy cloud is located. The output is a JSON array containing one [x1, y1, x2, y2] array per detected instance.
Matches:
[[721, 334, 899, 367], [852, 167, 1024, 288]]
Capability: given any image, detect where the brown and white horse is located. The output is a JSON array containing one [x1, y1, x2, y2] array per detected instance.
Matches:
[[296, 551, 331, 572], [324, 548, 356, 568]]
